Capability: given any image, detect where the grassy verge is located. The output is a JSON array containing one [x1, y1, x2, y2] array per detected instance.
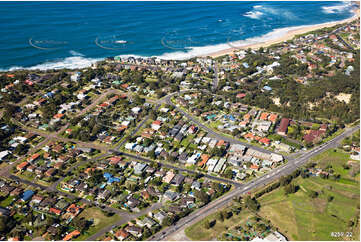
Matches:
[[321, 128, 345, 143]]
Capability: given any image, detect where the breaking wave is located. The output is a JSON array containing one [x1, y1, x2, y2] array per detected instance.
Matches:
[[322, 2, 354, 14], [244, 11, 264, 20], [1, 10, 357, 70], [0, 56, 102, 71], [246, 5, 298, 20]]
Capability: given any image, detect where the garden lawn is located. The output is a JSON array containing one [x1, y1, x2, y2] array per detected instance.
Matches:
[[75, 207, 121, 240], [0, 195, 15, 207]]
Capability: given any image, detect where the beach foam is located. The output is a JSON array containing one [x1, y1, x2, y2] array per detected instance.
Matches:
[[244, 11, 264, 20], [1, 5, 358, 70], [0, 56, 102, 71], [154, 23, 320, 60], [322, 2, 353, 14], [245, 5, 298, 20]]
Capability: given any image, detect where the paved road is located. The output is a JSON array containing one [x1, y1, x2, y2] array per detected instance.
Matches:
[[49, 103, 161, 194], [4, 86, 358, 241], [333, 25, 355, 51], [117, 152, 241, 188], [14, 123, 110, 152], [14, 107, 236, 188], [115, 103, 161, 150], [86, 202, 163, 241], [0, 137, 50, 177], [212, 61, 219, 91], [8, 174, 123, 216], [75, 89, 130, 118], [0, 121, 69, 178], [162, 92, 278, 156], [48, 153, 109, 191], [8, 172, 167, 242], [335, 33, 354, 51], [149, 125, 359, 241]]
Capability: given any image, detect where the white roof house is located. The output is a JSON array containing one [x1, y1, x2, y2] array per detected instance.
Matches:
[[207, 158, 219, 172], [213, 158, 226, 173], [131, 107, 142, 114], [271, 153, 283, 162], [0, 150, 11, 161], [125, 143, 136, 150]]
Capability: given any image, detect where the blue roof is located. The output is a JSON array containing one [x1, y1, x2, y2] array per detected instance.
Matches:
[[21, 190, 34, 201], [263, 86, 272, 91], [103, 172, 112, 179], [224, 114, 235, 121], [108, 177, 120, 184], [206, 114, 216, 120], [104, 172, 120, 184], [43, 92, 54, 98]]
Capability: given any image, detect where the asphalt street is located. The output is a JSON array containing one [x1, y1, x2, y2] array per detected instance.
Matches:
[[3, 86, 359, 241], [149, 125, 360, 241]]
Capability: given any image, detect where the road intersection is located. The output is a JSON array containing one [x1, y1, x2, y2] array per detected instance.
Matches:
[[149, 124, 359, 241], [2, 87, 359, 241]]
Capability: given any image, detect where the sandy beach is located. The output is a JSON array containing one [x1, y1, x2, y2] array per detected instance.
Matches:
[[207, 6, 360, 58]]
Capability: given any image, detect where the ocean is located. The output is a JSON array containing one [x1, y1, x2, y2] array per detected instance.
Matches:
[[0, 1, 357, 71]]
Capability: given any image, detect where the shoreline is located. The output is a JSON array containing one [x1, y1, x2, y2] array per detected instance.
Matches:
[[1, 6, 359, 72], [206, 7, 360, 58]]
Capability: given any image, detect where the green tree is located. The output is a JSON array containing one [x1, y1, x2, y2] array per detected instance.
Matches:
[[284, 183, 297, 195], [194, 190, 210, 204], [244, 196, 260, 211]]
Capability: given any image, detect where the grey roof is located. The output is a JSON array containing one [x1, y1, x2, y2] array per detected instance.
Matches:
[[164, 190, 179, 201], [134, 163, 147, 175]]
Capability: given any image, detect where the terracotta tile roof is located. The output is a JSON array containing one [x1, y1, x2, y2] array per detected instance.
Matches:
[[198, 154, 210, 167], [17, 161, 29, 170], [63, 230, 80, 241], [268, 113, 278, 123], [259, 112, 269, 120]]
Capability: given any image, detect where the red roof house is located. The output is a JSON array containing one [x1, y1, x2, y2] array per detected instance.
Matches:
[[277, 118, 290, 136]]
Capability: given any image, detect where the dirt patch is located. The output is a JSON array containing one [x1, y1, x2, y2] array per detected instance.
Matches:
[[308, 102, 316, 110], [335, 93, 352, 104], [272, 97, 281, 106]]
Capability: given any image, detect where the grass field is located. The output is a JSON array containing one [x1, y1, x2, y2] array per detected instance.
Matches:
[[258, 148, 360, 241], [185, 148, 360, 241], [258, 175, 359, 241], [310, 148, 359, 181], [75, 207, 121, 240]]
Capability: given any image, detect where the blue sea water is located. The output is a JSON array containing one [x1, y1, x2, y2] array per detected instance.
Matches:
[[0, 1, 357, 70]]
